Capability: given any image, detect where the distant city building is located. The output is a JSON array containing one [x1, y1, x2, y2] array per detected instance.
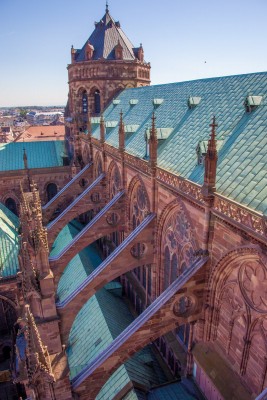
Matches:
[[26, 111, 64, 125]]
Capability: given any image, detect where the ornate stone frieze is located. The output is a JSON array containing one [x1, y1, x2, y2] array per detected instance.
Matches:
[[214, 196, 266, 239]]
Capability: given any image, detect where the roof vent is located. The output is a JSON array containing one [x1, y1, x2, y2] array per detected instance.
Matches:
[[188, 96, 201, 109], [196, 140, 224, 165], [105, 121, 118, 128], [113, 99, 120, 105], [153, 98, 164, 107], [91, 117, 101, 124], [145, 127, 173, 140], [124, 125, 140, 133], [129, 99, 139, 105], [244, 95, 263, 112]]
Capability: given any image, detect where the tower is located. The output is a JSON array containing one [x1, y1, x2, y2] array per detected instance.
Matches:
[[67, 4, 151, 121]]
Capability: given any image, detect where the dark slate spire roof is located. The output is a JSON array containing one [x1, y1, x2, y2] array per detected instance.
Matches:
[[75, 7, 136, 61]]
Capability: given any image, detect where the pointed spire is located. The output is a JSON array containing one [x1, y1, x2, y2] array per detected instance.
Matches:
[[87, 107, 92, 136], [24, 305, 54, 383], [202, 116, 218, 199], [23, 148, 28, 169], [100, 114, 105, 144], [209, 115, 217, 153], [23, 146, 31, 191], [106, 1, 109, 13], [119, 110, 125, 152], [149, 113, 158, 168]]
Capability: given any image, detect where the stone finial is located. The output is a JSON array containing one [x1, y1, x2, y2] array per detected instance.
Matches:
[[149, 113, 158, 167], [138, 43, 144, 62], [106, 0, 109, 13], [87, 107, 92, 136], [100, 114, 105, 144], [119, 110, 125, 152], [24, 305, 54, 383], [115, 40, 123, 60], [23, 148, 28, 170], [202, 116, 218, 199]]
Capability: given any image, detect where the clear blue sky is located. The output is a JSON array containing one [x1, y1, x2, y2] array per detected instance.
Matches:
[[1, 0, 266, 107]]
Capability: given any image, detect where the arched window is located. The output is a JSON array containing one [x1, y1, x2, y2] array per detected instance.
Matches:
[[82, 91, 88, 114], [94, 90, 101, 114], [164, 247, 170, 290], [171, 254, 178, 283], [5, 198, 18, 216], [46, 183, 58, 202]]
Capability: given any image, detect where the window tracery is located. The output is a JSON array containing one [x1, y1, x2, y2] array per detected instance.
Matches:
[[109, 163, 121, 198], [211, 255, 267, 394], [130, 181, 151, 294], [162, 208, 195, 289]]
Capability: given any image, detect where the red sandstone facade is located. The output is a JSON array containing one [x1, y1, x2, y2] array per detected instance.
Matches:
[[0, 6, 266, 400]]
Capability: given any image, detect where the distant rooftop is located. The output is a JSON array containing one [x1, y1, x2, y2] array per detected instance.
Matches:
[[0, 141, 68, 171], [15, 125, 65, 142]]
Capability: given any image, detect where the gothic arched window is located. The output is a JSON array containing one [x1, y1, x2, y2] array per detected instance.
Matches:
[[164, 247, 171, 290], [46, 183, 58, 202], [82, 91, 88, 114], [94, 90, 101, 114], [110, 164, 121, 198], [161, 206, 196, 292], [171, 253, 178, 283], [5, 198, 18, 216]]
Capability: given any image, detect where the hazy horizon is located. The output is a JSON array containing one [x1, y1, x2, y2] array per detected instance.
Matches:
[[1, 0, 267, 107]]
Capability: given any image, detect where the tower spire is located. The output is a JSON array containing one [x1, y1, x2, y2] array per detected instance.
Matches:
[[100, 114, 105, 144], [149, 112, 158, 168], [202, 116, 218, 199], [23, 147, 28, 170], [119, 110, 125, 152]]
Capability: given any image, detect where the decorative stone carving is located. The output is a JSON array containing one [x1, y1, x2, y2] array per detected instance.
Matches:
[[239, 260, 267, 313], [106, 212, 120, 226], [173, 295, 196, 317], [130, 243, 146, 259], [91, 192, 101, 203]]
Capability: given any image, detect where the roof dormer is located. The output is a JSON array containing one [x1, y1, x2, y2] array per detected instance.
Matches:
[[115, 40, 123, 60], [188, 96, 201, 109], [244, 95, 263, 112], [86, 41, 94, 60]]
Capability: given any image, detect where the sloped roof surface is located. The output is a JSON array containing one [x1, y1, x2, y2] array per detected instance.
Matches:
[[0, 203, 19, 278], [147, 379, 204, 399], [52, 222, 103, 303], [58, 222, 168, 398], [0, 141, 67, 171], [93, 72, 267, 214], [75, 7, 136, 61], [16, 125, 65, 142]]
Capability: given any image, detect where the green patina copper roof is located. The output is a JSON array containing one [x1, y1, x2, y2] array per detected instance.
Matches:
[[53, 221, 124, 302], [0, 203, 19, 278], [94, 72, 267, 214], [68, 288, 167, 399], [51, 222, 103, 303], [122, 390, 141, 400], [59, 222, 167, 398], [0, 141, 67, 171], [147, 379, 204, 399]]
